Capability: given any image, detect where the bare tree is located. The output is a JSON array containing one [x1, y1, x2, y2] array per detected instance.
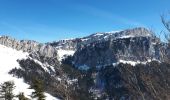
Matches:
[[161, 13, 170, 43], [161, 13, 170, 62]]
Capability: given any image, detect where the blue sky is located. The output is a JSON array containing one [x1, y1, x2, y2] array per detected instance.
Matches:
[[0, 0, 169, 42]]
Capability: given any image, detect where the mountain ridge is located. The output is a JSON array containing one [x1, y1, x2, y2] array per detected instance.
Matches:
[[0, 27, 170, 100], [0, 27, 167, 68]]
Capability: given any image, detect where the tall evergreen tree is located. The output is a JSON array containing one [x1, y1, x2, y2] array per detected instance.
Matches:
[[17, 92, 29, 100], [0, 81, 15, 100], [30, 78, 46, 100]]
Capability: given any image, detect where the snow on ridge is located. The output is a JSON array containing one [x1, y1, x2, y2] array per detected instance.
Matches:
[[105, 30, 120, 34], [119, 60, 145, 66], [53, 38, 75, 43], [117, 34, 151, 39], [57, 49, 75, 61], [81, 38, 89, 41], [115, 59, 160, 66], [117, 35, 134, 39], [0, 44, 59, 100], [93, 31, 120, 36], [95, 59, 160, 69], [77, 59, 159, 71], [93, 33, 104, 36], [89, 28, 151, 40]]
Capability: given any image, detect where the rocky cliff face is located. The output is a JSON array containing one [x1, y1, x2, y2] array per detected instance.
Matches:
[[47, 39, 79, 50], [45, 27, 170, 69], [0, 36, 58, 58], [0, 36, 60, 68], [49, 27, 152, 50], [72, 27, 169, 68]]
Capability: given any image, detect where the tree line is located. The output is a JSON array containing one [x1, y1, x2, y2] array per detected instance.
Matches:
[[0, 78, 45, 100]]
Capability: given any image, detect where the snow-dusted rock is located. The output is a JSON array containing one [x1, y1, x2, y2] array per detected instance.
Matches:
[[0, 36, 58, 58]]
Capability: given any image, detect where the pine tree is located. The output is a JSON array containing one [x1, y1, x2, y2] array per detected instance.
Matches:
[[30, 78, 46, 100], [17, 92, 29, 100], [0, 81, 15, 100]]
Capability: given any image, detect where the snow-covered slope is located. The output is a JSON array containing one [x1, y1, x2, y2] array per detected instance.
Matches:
[[0, 44, 59, 100]]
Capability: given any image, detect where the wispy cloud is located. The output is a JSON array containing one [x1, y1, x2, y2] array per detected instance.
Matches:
[[75, 4, 146, 27]]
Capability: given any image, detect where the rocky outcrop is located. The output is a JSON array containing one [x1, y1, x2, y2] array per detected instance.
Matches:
[[73, 37, 151, 68], [49, 27, 152, 50], [72, 28, 169, 68], [0, 36, 58, 58], [47, 39, 80, 50], [0, 36, 60, 67], [48, 27, 153, 51]]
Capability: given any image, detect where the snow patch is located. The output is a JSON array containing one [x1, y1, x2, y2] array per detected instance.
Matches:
[[117, 59, 158, 66], [81, 38, 89, 41], [119, 60, 142, 66], [67, 78, 78, 85], [78, 64, 90, 70], [45, 93, 60, 100], [105, 30, 120, 34], [57, 49, 75, 61], [118, 35, 135, 39], [93, 33, 104, 36]]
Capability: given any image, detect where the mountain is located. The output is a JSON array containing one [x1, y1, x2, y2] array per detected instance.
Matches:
[[0, 27, 169, 100], [49, 27, 168, 69]]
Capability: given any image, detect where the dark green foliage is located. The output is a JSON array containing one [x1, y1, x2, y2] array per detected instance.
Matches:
[[9, 58, 47, 81], [29, 53, 59, 68], [61, 64, 81, 79], [30, 78, 45, 100], [60, 57, 95, 100], [17, 92, 29, 100], [61, 55, 73, 65], [0, 81, 15, 100], [7, 49, 170, 100], [9, 58, 57, 98], [100, 65, 129, 99], [99, 62, 170, 100]]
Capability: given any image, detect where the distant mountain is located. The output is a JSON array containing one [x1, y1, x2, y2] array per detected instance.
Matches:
[[0, 27, 169, 100]]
